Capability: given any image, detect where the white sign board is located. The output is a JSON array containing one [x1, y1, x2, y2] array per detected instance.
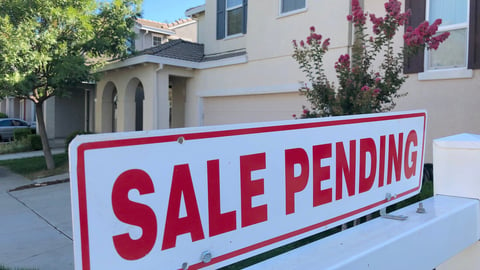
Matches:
[[69, 111, 426, 270]]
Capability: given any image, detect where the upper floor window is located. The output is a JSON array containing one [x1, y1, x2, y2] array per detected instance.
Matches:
[[281, 0, 306, 14], [153, 35, 164, 47], [217, 0, 248, 39], [227, 0, 244, 36], [427, 0, 469, 70], [404, 0, 480, 77]]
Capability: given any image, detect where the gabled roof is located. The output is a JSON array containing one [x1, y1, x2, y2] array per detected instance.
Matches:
[[101, 39, 248, 72], [167, 18, 195, 28], [136, 18, 169, 30], [136, 18, 195, 31], [185, 5, 206, 17], [139, 39, 205, 62], [138, 39, 248, 64]]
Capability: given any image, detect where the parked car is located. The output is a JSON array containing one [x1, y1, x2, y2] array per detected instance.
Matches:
[[0, 118, 36, 142]]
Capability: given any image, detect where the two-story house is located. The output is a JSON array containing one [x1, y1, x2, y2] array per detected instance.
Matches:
[[93, 0, 480, 163]]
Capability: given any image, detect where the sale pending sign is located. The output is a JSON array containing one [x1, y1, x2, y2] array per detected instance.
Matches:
[[69, 111, 426, 270]]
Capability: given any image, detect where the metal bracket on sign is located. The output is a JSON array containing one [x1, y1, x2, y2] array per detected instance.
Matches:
[[380, 193, 408, 221], [380, 208, 408, 221]]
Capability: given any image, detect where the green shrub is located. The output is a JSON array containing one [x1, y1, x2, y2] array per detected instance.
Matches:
[[0, 138, 31, 154], [28, 134, 42, 150], [65, 130, 93, 153], [14, 128, 32, 141], [0, 112, 7, 118]]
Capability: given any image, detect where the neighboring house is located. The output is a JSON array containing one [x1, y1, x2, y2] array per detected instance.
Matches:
[[0, 17, 198, 144], [134, 18, 198, 51], [0, 98, 35, 124], [92, 0, 480, 163]]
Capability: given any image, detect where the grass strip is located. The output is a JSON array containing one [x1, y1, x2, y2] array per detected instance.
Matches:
[[0, 153, 68, 180]]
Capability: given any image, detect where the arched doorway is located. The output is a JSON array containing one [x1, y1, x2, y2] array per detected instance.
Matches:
[[112, 89, 118, 132], [135, 84, 144, 131], [101, 82, 118, 132]]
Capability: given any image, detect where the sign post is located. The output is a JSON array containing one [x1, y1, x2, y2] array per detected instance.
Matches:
[[69, 111, 426, 270]]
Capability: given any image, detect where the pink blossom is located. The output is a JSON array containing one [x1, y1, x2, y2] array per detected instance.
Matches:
[[300, 40, 305, 47], [370, 14, 384, 35], [292, 114, 297, 118], [385, 0, 401, 17], [306, 36, 312, 45], [428, 32, 450, 50], [373, 88, 381, 94], [361, 85, 370, 91], [335, 54, 351, 70], [322, 38, 331, 50], [348, 0, 367, 26], [310, 26, 316, 32], [292, 40, 297, 47], [375, 77, 381, 84], [404, 19, 449, 50], [303, 109, 309, 114], [309, 33, 322, 43]]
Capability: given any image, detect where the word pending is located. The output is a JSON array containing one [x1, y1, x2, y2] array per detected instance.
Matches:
[[111, 130, 418, 260]]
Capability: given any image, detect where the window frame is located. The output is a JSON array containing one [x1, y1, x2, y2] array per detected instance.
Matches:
[[225, 0, 244, 37], [152, 35, 163, 47], [421, 0, 472, 71], [279, 0, 307, 16], [404, 0, 480, 77]]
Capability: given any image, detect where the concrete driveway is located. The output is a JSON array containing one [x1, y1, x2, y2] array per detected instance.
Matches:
[[0, 167, 73, 270]]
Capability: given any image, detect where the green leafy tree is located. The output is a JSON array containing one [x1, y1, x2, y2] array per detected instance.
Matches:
[[0, 0, 141, 169]]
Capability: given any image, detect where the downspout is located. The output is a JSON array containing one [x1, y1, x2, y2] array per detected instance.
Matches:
[[347, 0, 354, 54], [347, 0, 365, 55]]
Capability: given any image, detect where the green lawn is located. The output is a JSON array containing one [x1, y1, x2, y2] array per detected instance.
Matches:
[[0, 153, 68, 180]]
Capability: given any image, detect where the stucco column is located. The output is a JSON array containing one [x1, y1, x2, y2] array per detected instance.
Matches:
[[114, 80, 130, 132], [142, 71, 156, 131], [156, 71, 170, 129], [94, 85, 102, 133]]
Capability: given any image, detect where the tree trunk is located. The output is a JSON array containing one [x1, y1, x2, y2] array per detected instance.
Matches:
[[35, 102, 55, 170]]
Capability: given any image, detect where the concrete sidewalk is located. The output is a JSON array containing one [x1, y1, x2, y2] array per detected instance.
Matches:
[[0, 167, 73, 270]]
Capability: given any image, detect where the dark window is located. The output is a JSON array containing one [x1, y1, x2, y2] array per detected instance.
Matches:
[[227, 4, 244, 36], [217, 0, 248, 39], [153, 36, 163, 47], [281, 0, 306, 14]]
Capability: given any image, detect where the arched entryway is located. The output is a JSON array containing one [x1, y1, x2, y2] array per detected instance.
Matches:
[[125, 78, 145, 131], [135, 84, 144, 131], [101, 82, 118, 132]]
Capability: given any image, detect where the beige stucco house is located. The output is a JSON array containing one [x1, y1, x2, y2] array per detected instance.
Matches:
[[93, 0, 480, 163]]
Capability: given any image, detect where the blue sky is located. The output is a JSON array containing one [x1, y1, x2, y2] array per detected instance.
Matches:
[[140, 0, 205, 23]]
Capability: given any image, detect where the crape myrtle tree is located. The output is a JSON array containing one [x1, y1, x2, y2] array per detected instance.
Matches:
[[0, 0, 141, 169], [292, 0, 449, 118]]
